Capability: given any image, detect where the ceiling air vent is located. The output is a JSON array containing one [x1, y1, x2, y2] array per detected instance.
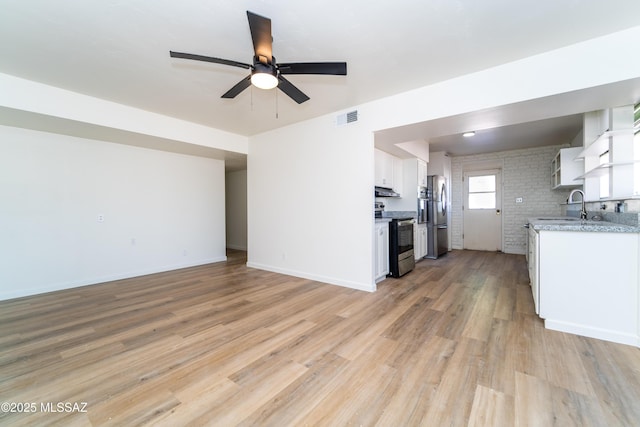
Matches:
[[336, 110, 358, 126]]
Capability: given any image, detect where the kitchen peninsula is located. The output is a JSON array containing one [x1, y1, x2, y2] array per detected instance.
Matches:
[[527, 217, 640, 347]]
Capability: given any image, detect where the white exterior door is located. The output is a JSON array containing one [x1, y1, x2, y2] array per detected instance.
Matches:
[[463, 170, 502, 251]]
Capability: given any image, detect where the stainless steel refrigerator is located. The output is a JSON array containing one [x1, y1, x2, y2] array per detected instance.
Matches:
[[426, 175, 448, 259]]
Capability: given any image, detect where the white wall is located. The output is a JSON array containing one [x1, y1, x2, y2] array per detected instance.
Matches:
[[225, 169, 248, 251], [0, 125, 226, 300], [246, 26, 640, 291], [248, 115, 375, 291], [1, 26, 637, 297], [361, 26, 640, 134], [0, 73, 248, 155], [450, 145, 574, 254]]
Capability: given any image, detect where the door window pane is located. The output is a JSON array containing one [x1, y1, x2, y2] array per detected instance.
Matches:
[[469, 175, 495, 192], [468, 175, 496, 209]]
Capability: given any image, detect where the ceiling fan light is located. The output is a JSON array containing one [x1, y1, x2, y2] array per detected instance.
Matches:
[[251, 71, 278, 90]]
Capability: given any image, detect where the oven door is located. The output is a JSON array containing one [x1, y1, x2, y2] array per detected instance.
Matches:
[[396, 219, 414, 253]]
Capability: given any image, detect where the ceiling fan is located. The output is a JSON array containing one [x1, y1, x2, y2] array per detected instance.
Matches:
[[170, 11, 347, 104]]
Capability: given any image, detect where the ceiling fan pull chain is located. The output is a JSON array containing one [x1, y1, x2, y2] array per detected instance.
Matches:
[[275, 88, 279, 119]]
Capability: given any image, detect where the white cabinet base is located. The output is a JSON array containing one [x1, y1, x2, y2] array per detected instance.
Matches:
[[538, 230, 640, 347]]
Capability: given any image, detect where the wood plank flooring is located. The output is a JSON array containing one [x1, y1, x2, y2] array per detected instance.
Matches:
[[1, 250, 639, 426]]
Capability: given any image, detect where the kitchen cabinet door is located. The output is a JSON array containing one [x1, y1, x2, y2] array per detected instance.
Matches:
[[414, 223, 427, 260], [375, 222, 390, 281], [375, 149, 395, 188], [417, 159, 428, 187], [528, 228, 539, 314]]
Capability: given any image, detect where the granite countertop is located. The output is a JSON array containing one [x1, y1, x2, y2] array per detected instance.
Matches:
[[375, 217, 392, 223], [528, 217, 640, 233], [380, 211, 417, 220]]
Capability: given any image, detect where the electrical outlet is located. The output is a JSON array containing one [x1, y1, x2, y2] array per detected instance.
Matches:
[[515, 197, 523, 203], [97, 214, 105, 222]]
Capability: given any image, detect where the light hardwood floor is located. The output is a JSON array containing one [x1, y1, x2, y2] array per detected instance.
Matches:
[[1, 250, 639, 426]]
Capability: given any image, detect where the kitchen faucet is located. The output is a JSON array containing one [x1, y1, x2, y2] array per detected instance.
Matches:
[[568, 189, 588, 220]]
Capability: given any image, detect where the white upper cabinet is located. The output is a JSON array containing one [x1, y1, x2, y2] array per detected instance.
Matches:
[[551, 147, 583, 189], [402, 158, 428, 192], [375, 148, 395, 188], [417, 159, 428, 187]]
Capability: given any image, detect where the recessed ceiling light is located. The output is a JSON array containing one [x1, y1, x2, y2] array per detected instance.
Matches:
[[463, 131, 476, 137]]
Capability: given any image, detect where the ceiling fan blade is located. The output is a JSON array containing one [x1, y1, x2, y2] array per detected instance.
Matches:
[[278, 62, 347, 75], [170, 51, 251, 69], [246, 11, 273, 64], [221, 76, 252, 99], [277, 75, 310, 104]]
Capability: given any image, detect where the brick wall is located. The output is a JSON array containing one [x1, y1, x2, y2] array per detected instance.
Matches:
[[451, 145, 576, 254]]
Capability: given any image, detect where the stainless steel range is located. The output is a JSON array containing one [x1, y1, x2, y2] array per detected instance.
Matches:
[[388, 218, 415, 277]]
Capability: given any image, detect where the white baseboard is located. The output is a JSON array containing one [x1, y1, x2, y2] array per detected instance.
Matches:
[[545, 319, 639, 348], [246, 262, 376, 292]]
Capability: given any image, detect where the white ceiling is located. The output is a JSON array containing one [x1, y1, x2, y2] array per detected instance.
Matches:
[[1, 1, 640, 164], [427, 115, 584, 157]]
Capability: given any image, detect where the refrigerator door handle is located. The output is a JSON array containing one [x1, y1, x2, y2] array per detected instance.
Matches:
[[441, 183, 447, 215]]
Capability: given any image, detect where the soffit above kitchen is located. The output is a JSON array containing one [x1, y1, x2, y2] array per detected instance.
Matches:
[[1, 1, 640, 138], [375, 77, 640, 158]]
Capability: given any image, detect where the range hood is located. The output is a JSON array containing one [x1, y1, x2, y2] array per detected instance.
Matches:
[[375, 186, 400, 198]]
